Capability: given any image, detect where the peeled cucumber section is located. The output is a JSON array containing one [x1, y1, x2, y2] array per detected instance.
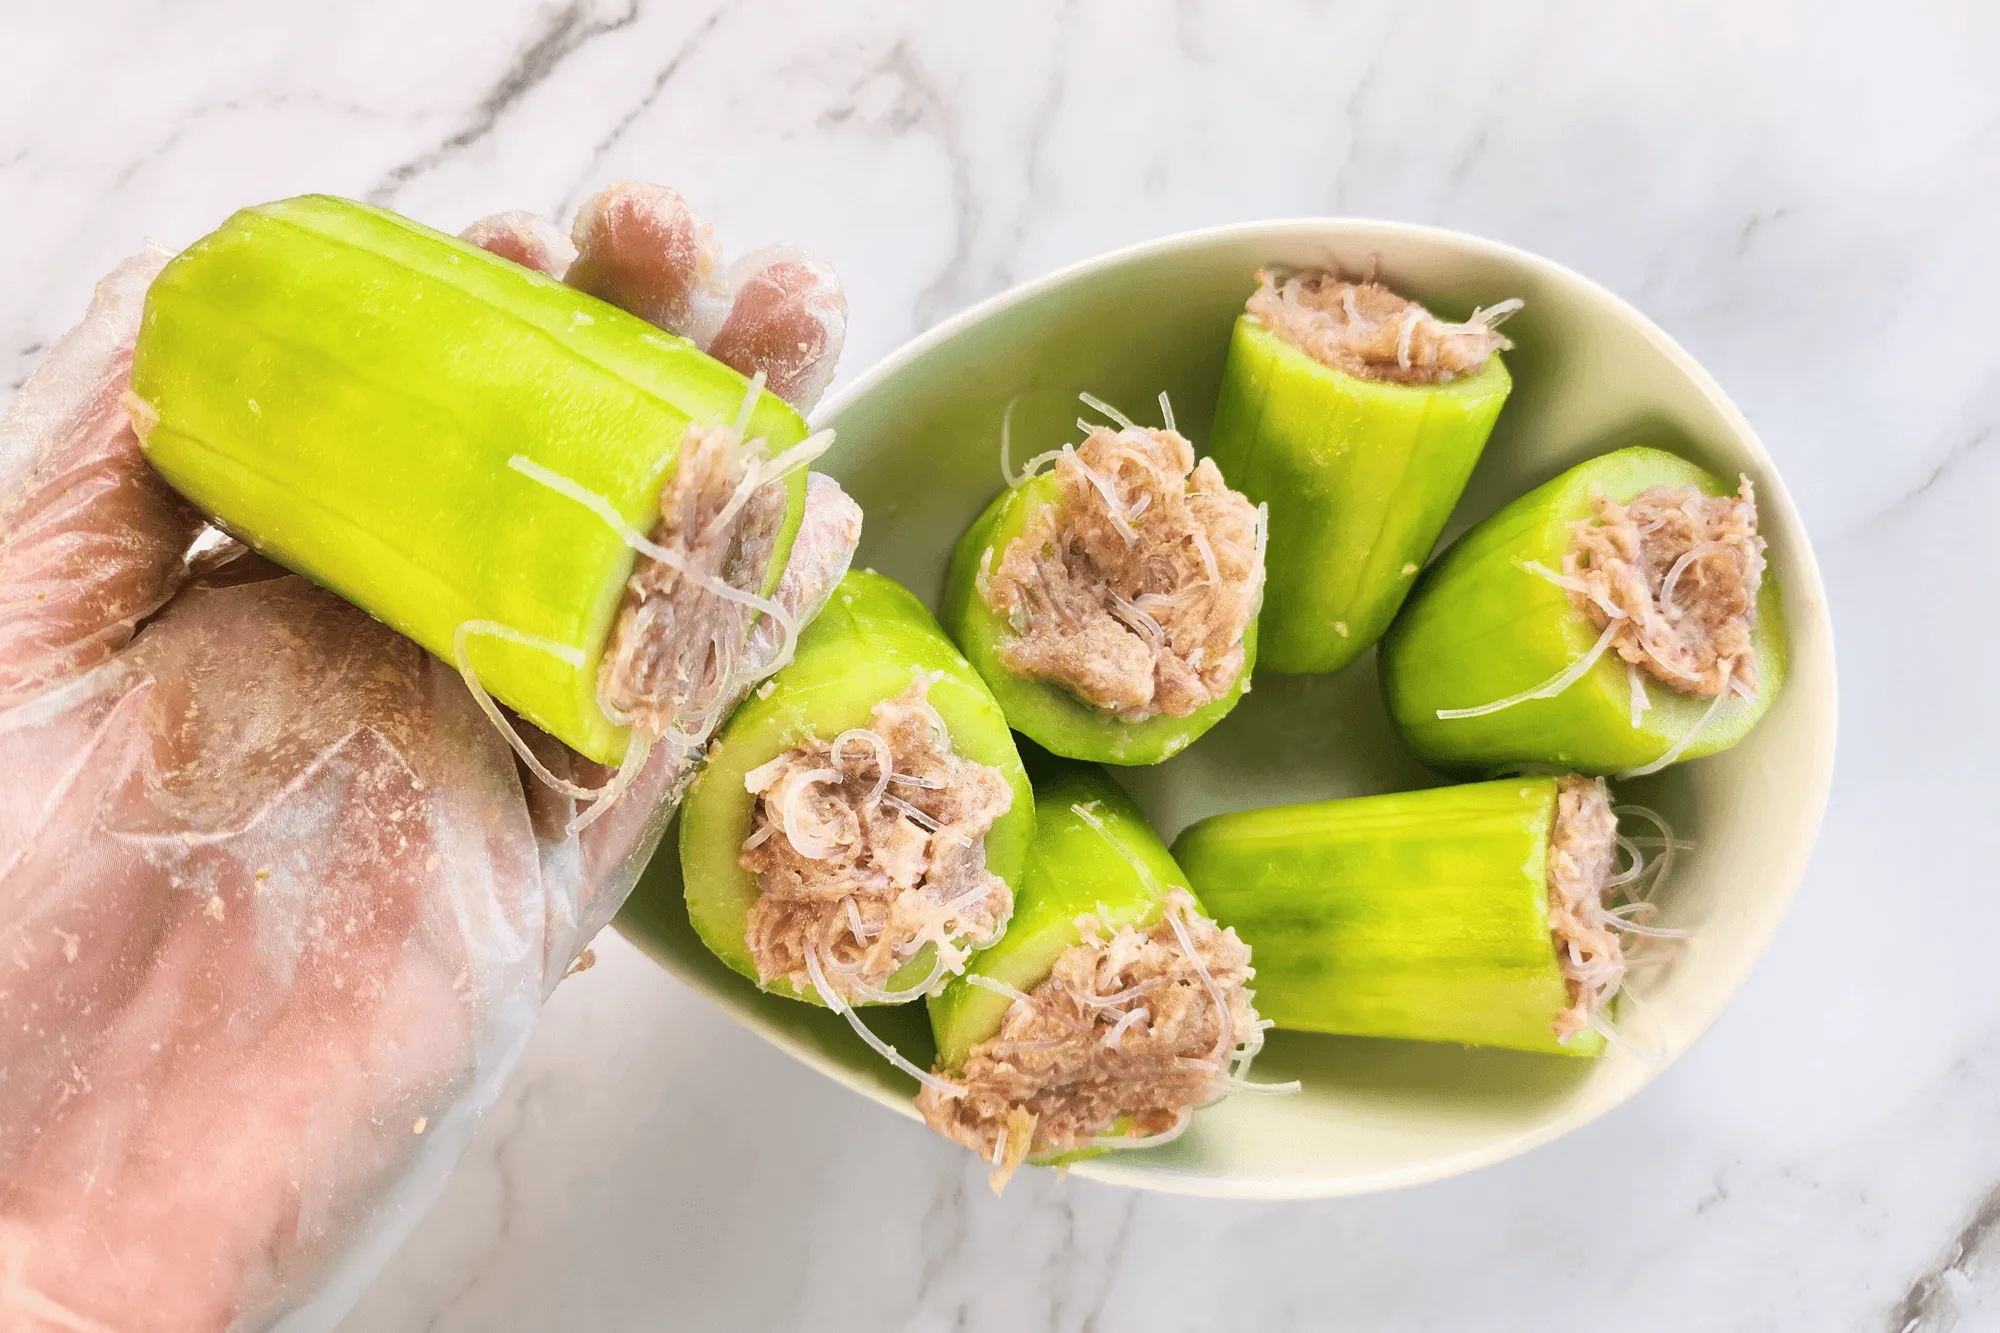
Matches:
[[1206, 317, 1511, 675], [929, 763, 1191, 1069], [679, 569, 1034, 1005], [1173, 778, 1601, 1058], [130, 194, 809, 765], [940, 475, 1258, 766], [1379, 445, 1787, 777]]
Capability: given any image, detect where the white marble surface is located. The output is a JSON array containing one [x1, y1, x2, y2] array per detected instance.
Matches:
[[6, 2, 1998, 1329]]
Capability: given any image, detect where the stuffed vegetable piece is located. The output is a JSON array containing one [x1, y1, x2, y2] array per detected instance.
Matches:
[[942, 393, 1266, 766], [130, 193, 829, 792], [921, 763, 1283, 1189], [1205, 268, 1518, 675], [679, 569, 1034, 1027], [1175, 776, 1684, 1057], [1379, 445, 1785, 777]]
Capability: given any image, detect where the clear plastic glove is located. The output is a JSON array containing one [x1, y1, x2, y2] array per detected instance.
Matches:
[[0, 186, 858, 1333]]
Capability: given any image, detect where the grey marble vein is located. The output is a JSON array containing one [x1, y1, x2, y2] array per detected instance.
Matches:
[[552, 2, 734, 217], [114, 93, 385, 196], [414, 1072, 548, 1333], [990, 0, 1076, 295], [1316, 10, 1406, 218], [861, 41, 977, 330], [370, 0, 644, 203], [1891, 1183, 2000, 1333]]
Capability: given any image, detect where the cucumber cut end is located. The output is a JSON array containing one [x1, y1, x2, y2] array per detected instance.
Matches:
[[681, 571, 1033, 1009], [1381, 446, 1787, 777], [941, 461, 1261, 767]]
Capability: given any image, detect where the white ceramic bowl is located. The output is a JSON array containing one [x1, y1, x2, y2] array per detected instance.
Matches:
[[616, 220, 1838, 1199]]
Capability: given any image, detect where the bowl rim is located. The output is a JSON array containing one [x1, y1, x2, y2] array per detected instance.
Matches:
[[637, 216, 1841, 1199]]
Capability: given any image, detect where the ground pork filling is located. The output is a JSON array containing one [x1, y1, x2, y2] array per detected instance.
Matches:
[[598, 420, 791, 745], [917, 887, 1261, 1188], [1557, 480, 1765, 700], [1547, 775, 1624, 1041], [739, 677, 1014, 1002], [1246, 267, 1520, 385], [981, 422, 1263, 721]]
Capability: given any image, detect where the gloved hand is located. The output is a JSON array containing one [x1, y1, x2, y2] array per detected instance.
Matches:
[[0, 184, 858, 1333]]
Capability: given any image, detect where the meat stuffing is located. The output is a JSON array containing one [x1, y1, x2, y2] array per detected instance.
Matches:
[[1546, 775, 1621, 1041], [981, 423, 1263, 721], [740, 678, 1014, 1002], [1246, 267, 1518, 385], [917, 887, 1258, 1190], [467, 189, 849, 755], [595, 419, 793, 747], [1562, 479, 1765, 698]]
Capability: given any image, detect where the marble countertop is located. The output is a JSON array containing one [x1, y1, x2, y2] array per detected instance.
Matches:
[[7, 3, 1997, 1329]]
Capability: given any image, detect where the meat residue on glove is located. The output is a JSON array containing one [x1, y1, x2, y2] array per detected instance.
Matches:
[[0, 252, 204, 706]]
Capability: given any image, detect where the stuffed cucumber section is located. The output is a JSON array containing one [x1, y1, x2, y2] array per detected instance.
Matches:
[[920, 763, 1273, 1186], [679, 570, 1033, 1005], [130, 193, 809, 764], [940, 474, 1256, 768], [1207, 316, 1510, 674], [927, 765, 1189, 1068], [1380, 446, 1786, 777], [1174, 777, 1615, 1057]]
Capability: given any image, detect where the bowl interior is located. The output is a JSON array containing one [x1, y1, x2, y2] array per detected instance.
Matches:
[[615, 220, 1837, 1199]]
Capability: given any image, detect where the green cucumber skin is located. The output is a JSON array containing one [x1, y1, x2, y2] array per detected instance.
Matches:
[[940, 476, 1258, 766], [929, 764, 1192, 1070], [131, 194, 808, 766], [1173, 778, 1602, 1058], [1378, 446, 1788, 777], [1206, 318, 1511, 676], [679, 570, 1035, 1006]]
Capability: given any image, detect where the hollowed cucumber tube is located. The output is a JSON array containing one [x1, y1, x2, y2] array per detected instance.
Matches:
[[1205, 295, 1513, 675], [1379, 446, 1786, 777], [129, 194, 810, 765], [927, 764, 1189, 1069], [679, 569, 1033, 1005], [942, 475, 1259, 766], [921, 762, 1267, 1182], [1173, 778, 1612, 1057]]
